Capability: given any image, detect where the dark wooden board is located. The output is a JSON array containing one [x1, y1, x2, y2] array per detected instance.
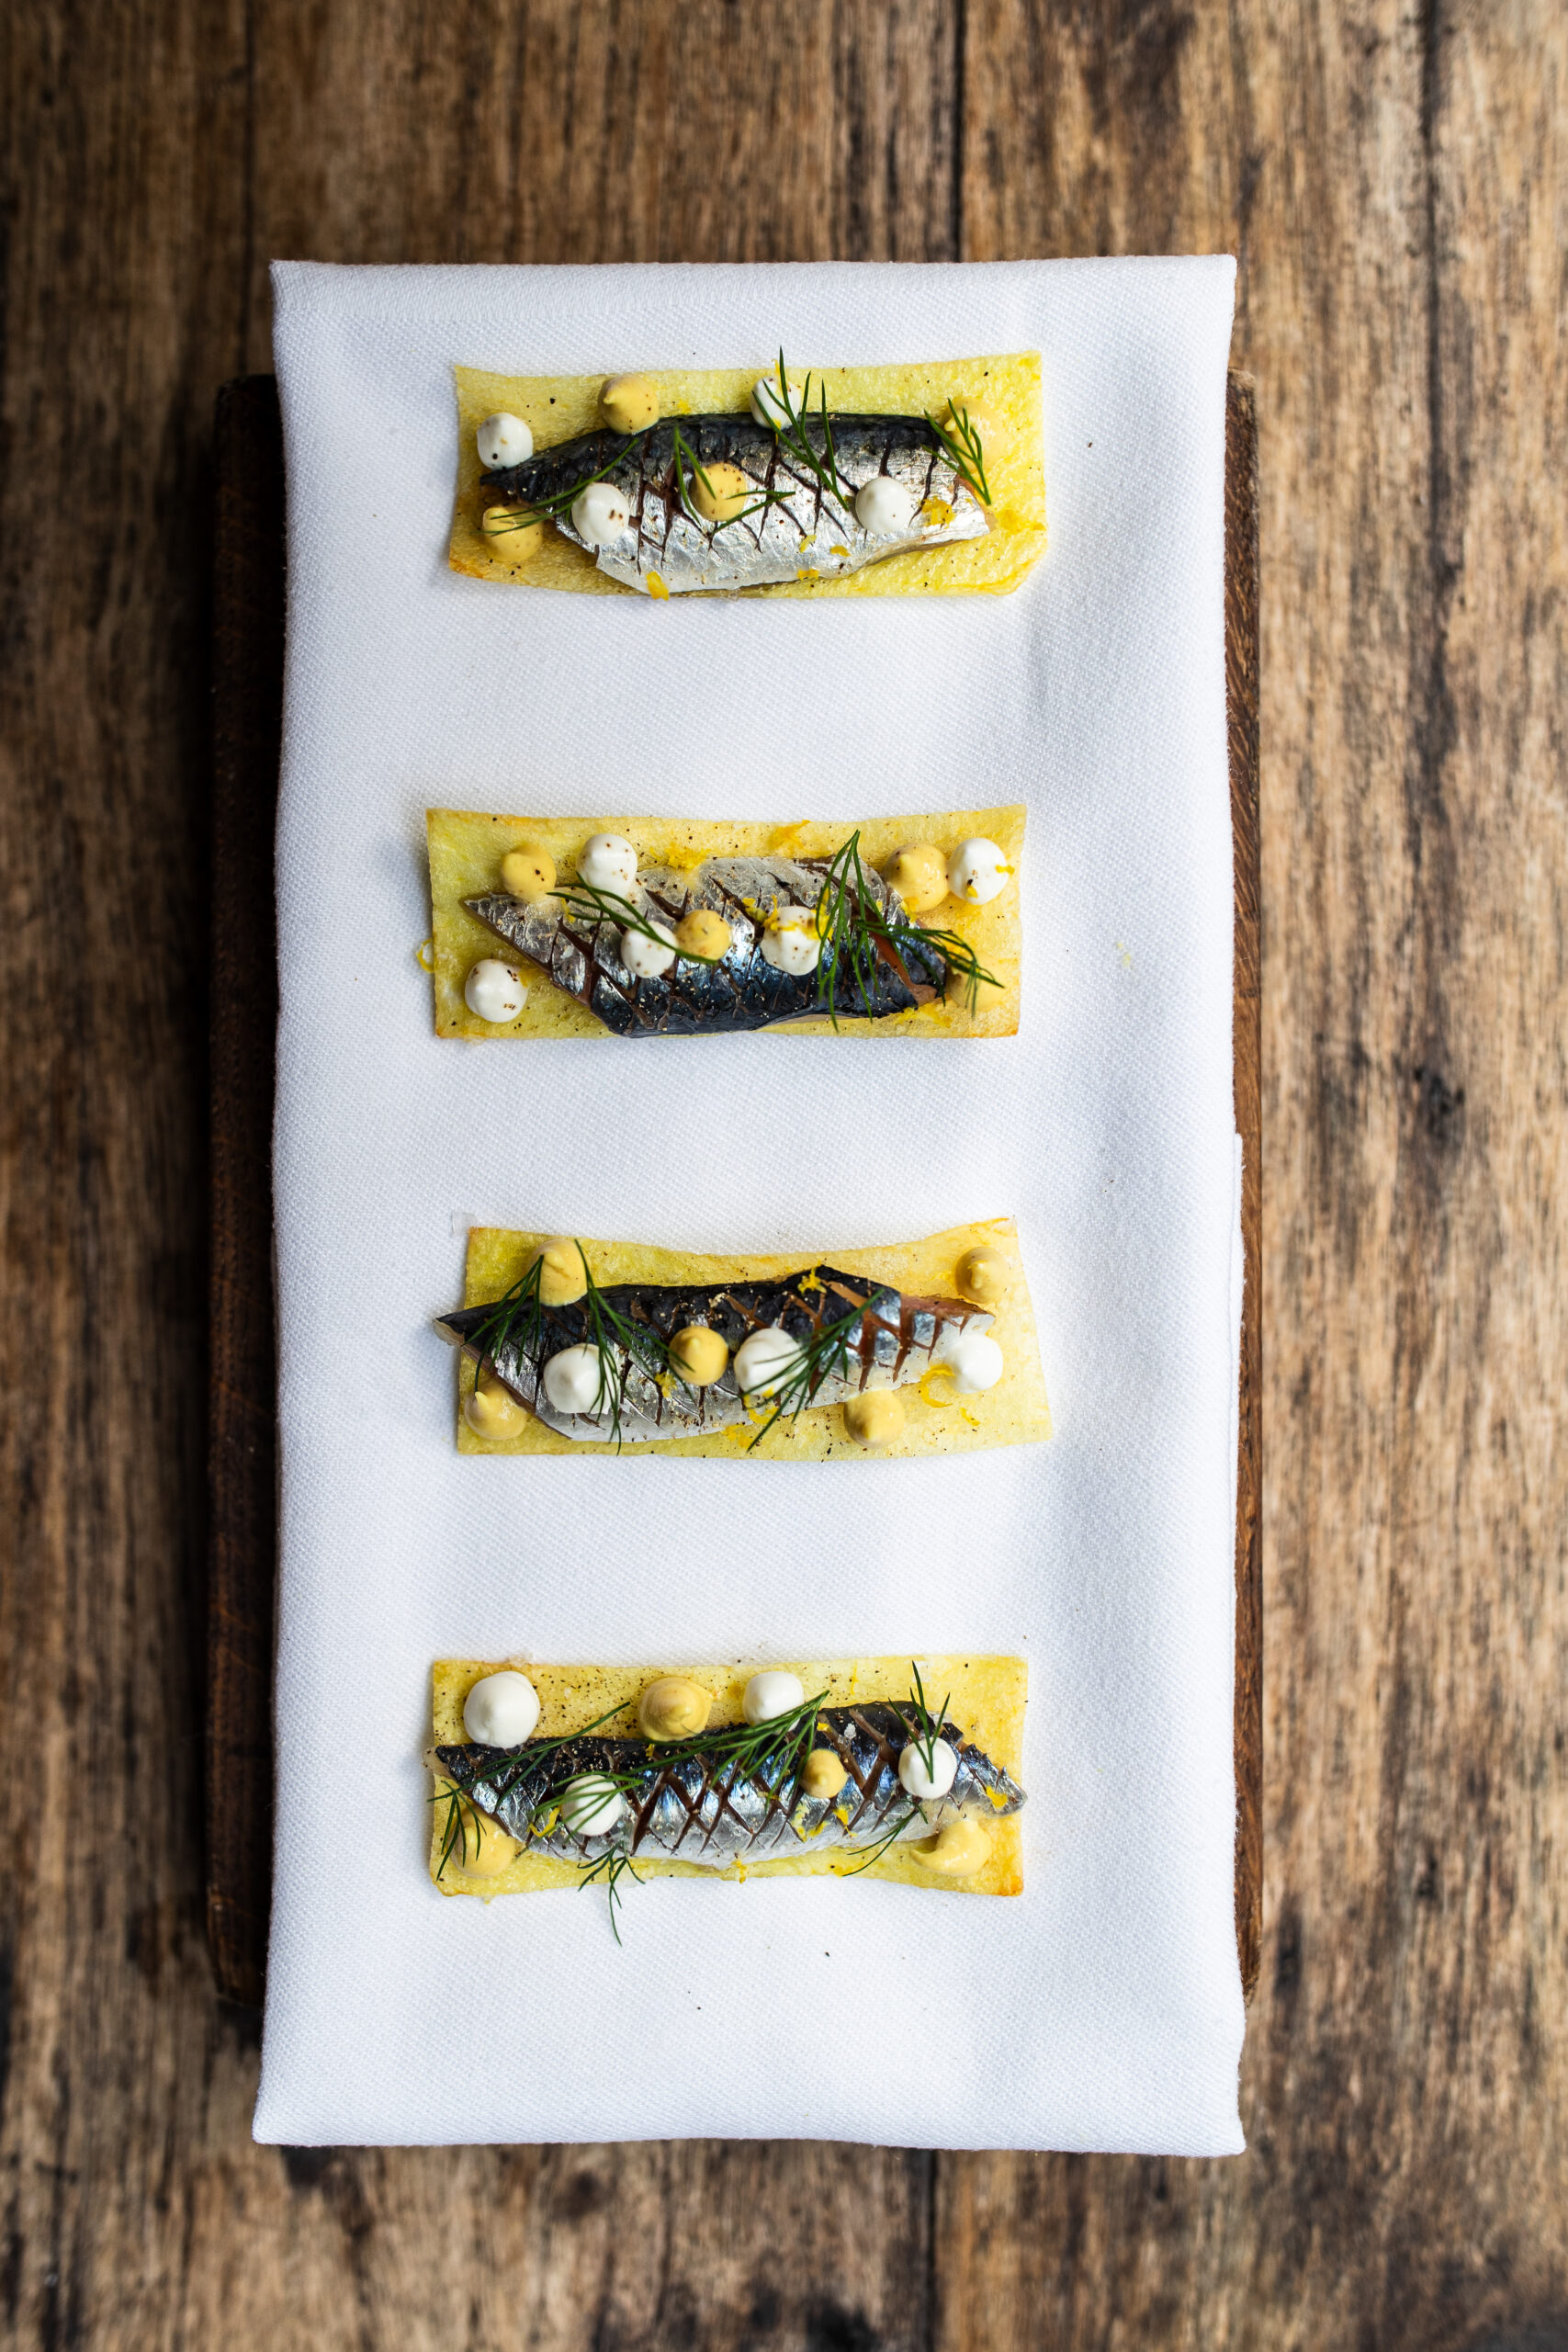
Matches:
[[204, 368, 1263, 2011], [207, 378, 285, 2008]]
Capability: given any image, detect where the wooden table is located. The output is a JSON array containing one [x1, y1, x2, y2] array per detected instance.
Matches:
[[4, 6, 1563, 2346]]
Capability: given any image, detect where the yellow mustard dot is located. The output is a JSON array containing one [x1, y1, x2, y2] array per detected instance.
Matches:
[[500, 843, 556, 900], [637, 1676, 714, 1742], [843, 1390, 905, 1450], [674, 907, 732, 961], [480, 504, 545, 563], [801, 1747, 849, 1801], [449, 1796, 519, 1879], [463, 1368, 528, 1441], [944, 962, 1009, 1016], [909, 1816, 992, 1876], [669, 1325, 729, 1387], [884, 842, 948, 917], [526, 1236, 588, 1306], [689, 460, 752, 524], [953, 1245, 1010, 1307], [601, 372, 660, 434]]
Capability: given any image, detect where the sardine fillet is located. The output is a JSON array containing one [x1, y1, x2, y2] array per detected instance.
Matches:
[[466, 854, 945, 1038], [436, 1262, 993, 1443], [447, 356, 1046, 599], [433, 1703, 1021, 1866], [428, 1654, 1029, 1897], [427, 806, 1025, 1044], [490, 413, 987, 594], [450, 1220, 1053, 1463]]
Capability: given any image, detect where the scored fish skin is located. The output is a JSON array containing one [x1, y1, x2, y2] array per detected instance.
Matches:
[[481, 412, 988, 594], [466, 852, 947, 1038], [435, 1263, 992, 1443], [431, 1700, 1024, 1868]]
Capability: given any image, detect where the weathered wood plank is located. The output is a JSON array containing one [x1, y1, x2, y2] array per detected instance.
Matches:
[[1227, 371, 1262, 2006], [938, 1, 1568, 2347], [0, 0, 253, 2344], [239, 0, 966, 365]]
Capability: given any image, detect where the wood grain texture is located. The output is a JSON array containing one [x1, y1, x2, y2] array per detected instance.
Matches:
[[4, 3, 1565, 2349], [1226, 372, 1262, 2006]]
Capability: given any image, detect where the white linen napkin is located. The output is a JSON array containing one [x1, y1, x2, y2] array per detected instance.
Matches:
[[254, 257, 1244, 2154]]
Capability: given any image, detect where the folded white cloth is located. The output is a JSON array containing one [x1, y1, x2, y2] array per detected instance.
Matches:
[[255, 257, 1245, 2153]]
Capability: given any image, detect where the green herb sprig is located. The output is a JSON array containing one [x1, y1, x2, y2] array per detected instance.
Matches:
[[926, 400, 992, 509], [656, 1685, 828, 1784], [896, 1660, 953, 1787], [570, 1244, 671, 1448], [504, 1683, 831, 1826], [465, 1251, 547, 1385], [566, 1680, 830, 1935], [755, 351, 861, 520], [441, 1684, 829, 1932], [431, 1697, 629, 1880], [837, 1802, 921, 1874], [668, 422, 786, 537], [552, 877, 728, 966], [839, 1662, 954, 1875], [485, 429, 650, 524], [565, 1683, 832, 1939], [734, 1288, 889, 1452], [464, 1243, 672, 1453], [578, 1842, 643, 1945], [812, 830, 1000, 1022], [433, 1783, 479, 1880], [480, 508, 544, 539]]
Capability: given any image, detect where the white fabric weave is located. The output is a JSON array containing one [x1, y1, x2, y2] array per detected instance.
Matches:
[[254, 258, 1245, 2153]]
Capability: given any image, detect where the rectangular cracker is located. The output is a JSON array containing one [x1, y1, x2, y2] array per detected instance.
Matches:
[[430, 1653, 1027, 1898], [428, 804, 1025, 1041], [449, 354, 1046, 597], [455, 1217, 1051, 1461]]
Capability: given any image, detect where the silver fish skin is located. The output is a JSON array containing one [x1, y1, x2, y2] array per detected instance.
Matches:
[[436, 1263, 992, 1444], [431, 1701, 1024, 1869], [467, 852, 945, 1037], [481, 412, 988, 594]]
